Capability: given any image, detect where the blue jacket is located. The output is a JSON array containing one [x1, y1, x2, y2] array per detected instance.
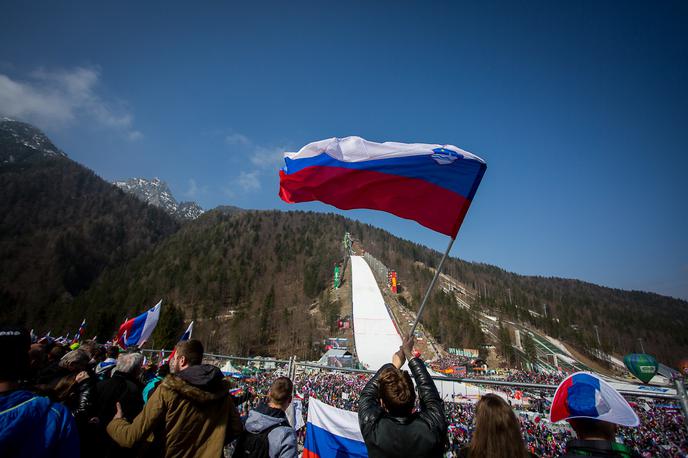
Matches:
[[244, 402, 297, 458], [0, 389, 80, 458]]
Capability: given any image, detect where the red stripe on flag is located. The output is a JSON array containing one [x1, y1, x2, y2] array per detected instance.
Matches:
[[550, 377, 574, 422], [302, 448, 320, 458], [279, 166, 472, 237]]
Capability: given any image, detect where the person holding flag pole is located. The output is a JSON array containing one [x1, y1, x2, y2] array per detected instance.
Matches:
[[279, 136, 486, 333]]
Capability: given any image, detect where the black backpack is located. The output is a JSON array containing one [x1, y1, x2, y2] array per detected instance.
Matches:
[[232, 420, 289, 458]]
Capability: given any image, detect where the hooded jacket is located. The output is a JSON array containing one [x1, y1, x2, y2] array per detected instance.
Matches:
[[106, 364, 243, 458], [358, 358, 447, 458], [0, 389, 80, 458], [243, 402, 298, 458]]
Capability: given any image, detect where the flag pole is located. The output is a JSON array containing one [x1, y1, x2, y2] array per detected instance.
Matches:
[[410, 236, 456, 336]]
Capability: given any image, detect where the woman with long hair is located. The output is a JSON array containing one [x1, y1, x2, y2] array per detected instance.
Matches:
[[460, 393, 535, 458]]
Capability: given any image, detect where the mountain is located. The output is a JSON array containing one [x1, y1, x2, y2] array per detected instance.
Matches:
[[0, 120, 180, 328], [2, 120, 686, 366], [0, 118, 67, 165], [113, 177, 204, 221]]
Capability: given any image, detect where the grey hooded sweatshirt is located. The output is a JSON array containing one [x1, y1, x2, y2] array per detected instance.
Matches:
[[243, 402, 297, 458]]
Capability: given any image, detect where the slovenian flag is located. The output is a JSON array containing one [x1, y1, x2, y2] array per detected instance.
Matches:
[[116, 300, 162, 348], [164, 321, 194, 363], [279, 136, 486, 237], [303, 398, 368, 458], [72, 319, 86, 344]]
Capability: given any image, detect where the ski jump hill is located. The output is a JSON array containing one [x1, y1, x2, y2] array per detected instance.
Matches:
[[350, 255, 499, 401]]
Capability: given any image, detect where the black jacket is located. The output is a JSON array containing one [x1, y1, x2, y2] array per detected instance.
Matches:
[[562, 439, 641, 458], [95, 372, 145, 458], [96, 372, 144, 424], [358, 359, 446, 458]]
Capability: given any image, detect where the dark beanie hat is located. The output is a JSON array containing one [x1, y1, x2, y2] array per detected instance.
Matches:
[[0, 327, 31, 381]]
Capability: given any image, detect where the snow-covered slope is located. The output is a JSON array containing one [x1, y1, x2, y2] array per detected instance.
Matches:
[[351, 255, 502, 401]]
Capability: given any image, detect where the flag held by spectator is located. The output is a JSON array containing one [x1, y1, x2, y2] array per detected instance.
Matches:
[[165, 321, 194, 362], [303, 398, 368, 458], [116, 300, 162, 348], [279, 136, 486, 237], [71, 319, 86, 344]]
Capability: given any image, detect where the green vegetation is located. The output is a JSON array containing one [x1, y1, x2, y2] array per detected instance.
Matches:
[[2, 121, 687, 366]]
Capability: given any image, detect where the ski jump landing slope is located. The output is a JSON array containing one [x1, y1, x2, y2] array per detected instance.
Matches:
[[351, 256, 496, 401], [351, 255, 404, 371]]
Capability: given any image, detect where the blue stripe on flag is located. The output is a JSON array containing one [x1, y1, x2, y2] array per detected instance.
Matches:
[[568, 373, 602, 417], [304, 421, 368, 458], [283, 153, 485, 199], [125, 313, 148, 346]]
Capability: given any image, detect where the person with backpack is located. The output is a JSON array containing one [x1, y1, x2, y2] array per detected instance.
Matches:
[[234, 377, 297, 458]]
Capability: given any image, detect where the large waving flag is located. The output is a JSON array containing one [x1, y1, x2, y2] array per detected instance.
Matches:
[[116, 300, 162, 348], [279, 136, 486, 237], [303, 398, 368, 458]]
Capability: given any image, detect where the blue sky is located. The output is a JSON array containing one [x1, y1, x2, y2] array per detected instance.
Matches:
[[1, 1, 686, 299]]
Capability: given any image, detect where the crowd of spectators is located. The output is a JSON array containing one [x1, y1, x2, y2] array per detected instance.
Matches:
[[504, 370, 570, 386], [2, 330, 687, 458], [429, 355, 473, 371], [226, 365, 688, 458]]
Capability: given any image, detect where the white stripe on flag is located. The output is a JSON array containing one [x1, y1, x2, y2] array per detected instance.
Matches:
[[285, 136, 484, 163], [137, 300, 161, 346], [307, 398, 363, 443]]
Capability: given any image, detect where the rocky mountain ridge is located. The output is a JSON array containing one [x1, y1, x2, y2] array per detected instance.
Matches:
[[113, 177, 204, 221], [0, 118, 67, 165]]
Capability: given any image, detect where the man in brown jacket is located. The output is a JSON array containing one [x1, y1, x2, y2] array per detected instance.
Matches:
[[107, 340, 242, 458]]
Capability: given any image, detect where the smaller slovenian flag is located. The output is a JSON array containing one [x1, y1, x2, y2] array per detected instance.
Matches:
[[72, 319, 86, 344], [164, 321, 194, 363], [116, 300, 162, 348], [303, 398, 368, 458]]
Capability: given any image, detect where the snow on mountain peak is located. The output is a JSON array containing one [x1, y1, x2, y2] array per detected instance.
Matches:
[[113, 177, 204, 220], [0, 118, 67, 165]]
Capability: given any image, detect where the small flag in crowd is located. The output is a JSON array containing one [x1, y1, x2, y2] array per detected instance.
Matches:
[[279, 136, 486, 237], [286, 393, 305, 431], [116, 300, 162, 348], [72, 319, 86, 344], [229, 387, 245, 397], [164, 321, 194, 363], [303, 398, 367, 458]]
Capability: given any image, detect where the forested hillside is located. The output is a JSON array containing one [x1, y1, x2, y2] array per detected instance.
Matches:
[[69, 209, 687, 366], [71, 210, 350, 358], [0, 120, 180, 328], [2, 120, 686, 366], [357, 230, 688, 366]]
